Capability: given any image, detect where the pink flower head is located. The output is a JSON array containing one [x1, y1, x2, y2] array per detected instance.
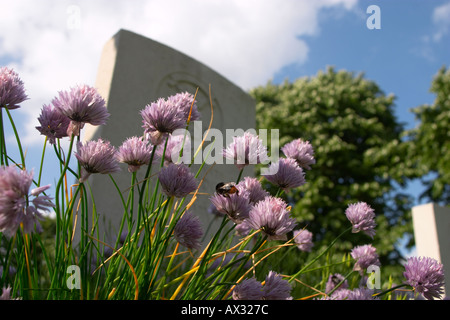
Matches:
[[52, 84, 109, 136], [325, 273, 349, 294], [116, 136, 156, 172], [235, 220, 252, 237], [232, 278, 263, 300], [141, 98, 186, 145], [223, 132, 269, 169], [345, 288, 378, 300], [350, 244, 380, 272], [156, 133, 191, 165], [35, 104, 70, 144], [166, 91, 201, 123], [293, 229, 314, 252], [0, 287, 13, 300], [209, 184, 252, 224], [247, 196, 297, 241], [236, 176, 269, 205], [0, 166, 54, 235], [262, 271, 292, 300], [403, 256, 445, 300], [281, 138, 315, 170], [233, 271, 292, 300], [0, 67, 28, 109], [345, 202, 377, 238], [174, 211, 203, 250], [158, 163, 198, 198], [321, 287, 378, 300], [75, 139, 120, 183], [263, 158, 306, 191]]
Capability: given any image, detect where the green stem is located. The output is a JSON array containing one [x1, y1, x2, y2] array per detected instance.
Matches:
[[37, 137, 47, 186], [55, 135, 75, 220], [289, 226, 352, 282], [53, 144, 78, 178], [0, 108, 6, 166], [374, 283, 410, 299], [236, 168, 244, 183], [51, 135, 76, 293], [5, 108, 25, 168]]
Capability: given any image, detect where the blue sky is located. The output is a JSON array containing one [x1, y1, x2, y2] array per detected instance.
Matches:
[[274, 0, 450, 131], [273, 0, 450, 205], [0, 0, 449, 207]]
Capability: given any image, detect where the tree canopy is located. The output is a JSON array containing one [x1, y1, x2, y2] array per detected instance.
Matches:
[[250, 67, 415, 271], [405, 66, 450, 204]]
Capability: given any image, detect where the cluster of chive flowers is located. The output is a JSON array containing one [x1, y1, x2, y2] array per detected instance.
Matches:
[[322, 255, 446, 300], [2, 66, 447, 300], [211, 132, 317, 241], [34, 84, 201, 184]]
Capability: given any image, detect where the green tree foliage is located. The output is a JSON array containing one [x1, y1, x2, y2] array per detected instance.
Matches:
[[405, 66, 450, 204], [250, 67, 414, 272]]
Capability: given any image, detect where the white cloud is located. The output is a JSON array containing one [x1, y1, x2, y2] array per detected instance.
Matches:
[[0, 0, 358, 146], [414, 1, 450, 62], [432, 1, 450, 42]]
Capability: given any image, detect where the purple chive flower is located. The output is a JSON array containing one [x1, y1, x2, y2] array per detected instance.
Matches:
[[293, 229, 314, 252], [141, 98, 187, 145], [52, 84, 109, 137], [351, 244, 380, 272], [233, 271, 292, 300], [346, 287, 378, 300], [403, 256, 445, 300], [156, 134, 190, 165], [340, 288, 376, 300], [345, 202, 376, 238], [158, 163, 198, 198], [236, 176, 269, 204], [235, 220, 252, 237], [116, 136, 155, 172], [233, 278, 263, 300], [262, 271, 292, 300], [322, 287, 377, 300], [167, 91, 201, 123], [0, 166, 54, 235], [209, 185, 252, 224], [74, 139, 120, 183], [223, 132, 269, 170], [207, 203, 224, 217], [325, 273, 349, 294], [35, 104, 70, 144], [281, 138, 315, 170], [263, 158, 306, 191], [0, 67, 28, 109], [247, 196, 297, 241], [174, 211, 203, 250], [0, 287, 13, 300]]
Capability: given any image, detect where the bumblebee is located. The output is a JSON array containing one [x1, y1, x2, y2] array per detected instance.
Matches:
[[215, 182, 239, 198]]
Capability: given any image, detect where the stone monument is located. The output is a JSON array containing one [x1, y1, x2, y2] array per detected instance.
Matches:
[[412, 203, 450, 297], [82, 29, 256, 243]]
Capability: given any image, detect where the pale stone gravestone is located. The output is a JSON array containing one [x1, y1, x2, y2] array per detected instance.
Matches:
[[82, 29, 256, 244], [412, 203, 450, 297]]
